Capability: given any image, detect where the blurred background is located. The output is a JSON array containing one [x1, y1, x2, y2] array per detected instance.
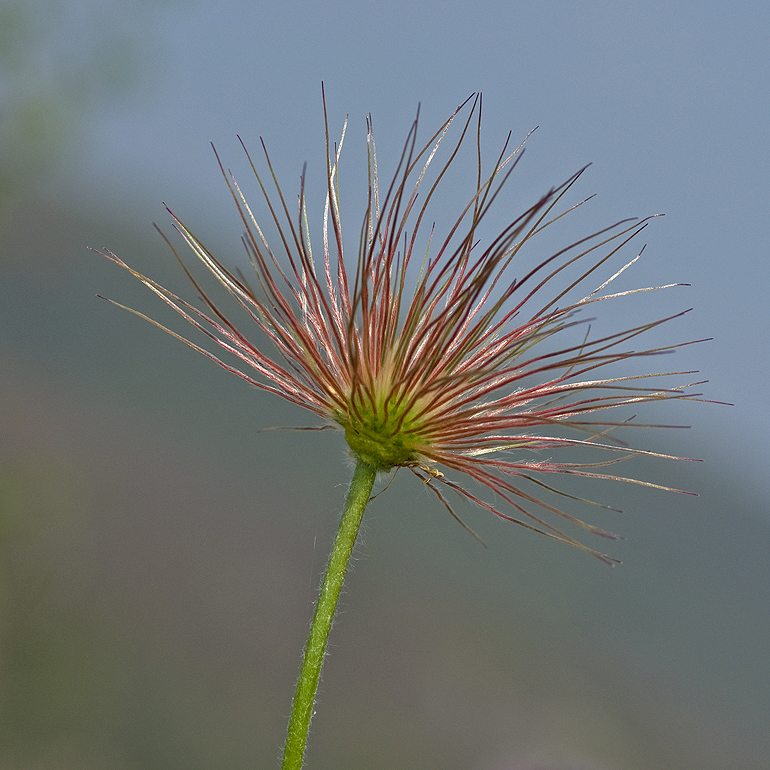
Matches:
[[2, 1, 768, 768]]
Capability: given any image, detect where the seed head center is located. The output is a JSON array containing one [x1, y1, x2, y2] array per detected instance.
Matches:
[[338, 387, 429, 472]]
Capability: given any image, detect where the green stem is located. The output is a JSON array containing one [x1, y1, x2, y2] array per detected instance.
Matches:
[[281, 459, 377, 770]]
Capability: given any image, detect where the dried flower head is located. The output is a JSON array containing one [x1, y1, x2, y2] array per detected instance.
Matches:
[[97, 93, 704, 565]]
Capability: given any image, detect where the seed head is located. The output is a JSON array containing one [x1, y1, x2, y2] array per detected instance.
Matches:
[[97, 92, 706, 564]]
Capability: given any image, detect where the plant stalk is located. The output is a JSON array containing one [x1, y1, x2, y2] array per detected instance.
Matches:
[[281, 458, 377, 770]]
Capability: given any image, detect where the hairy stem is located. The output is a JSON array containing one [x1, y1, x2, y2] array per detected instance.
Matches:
[[281, 459, 377, 770]]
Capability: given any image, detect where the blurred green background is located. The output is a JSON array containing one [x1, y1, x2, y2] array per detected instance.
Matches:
[[2, 1, 768, 768]]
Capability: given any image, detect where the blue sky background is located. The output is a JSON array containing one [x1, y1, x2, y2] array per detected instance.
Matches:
[[2, 1, 769, 768], [58, 0, 769, 491]]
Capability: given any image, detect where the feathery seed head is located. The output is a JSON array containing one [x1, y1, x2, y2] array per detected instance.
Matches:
[[97, 92, 707, 564]]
